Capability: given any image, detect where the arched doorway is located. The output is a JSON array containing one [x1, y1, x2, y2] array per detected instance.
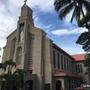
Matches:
[[25, 80, 33, 90], [56, 80, 62, 90]]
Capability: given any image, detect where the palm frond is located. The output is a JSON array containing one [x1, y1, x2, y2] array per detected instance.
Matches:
[[74, 6, 81, 21], [83, 0, 90, 11], [54, 0, 71, 11], [4, 59, 16, 67], [59, 2, 74, 20], [76, 32, 90, 45], [80, 12, 90, 25], [70, 7, 75, 22]]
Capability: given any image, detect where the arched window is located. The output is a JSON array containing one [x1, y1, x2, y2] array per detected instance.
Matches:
[[16, 47, 22, 65]]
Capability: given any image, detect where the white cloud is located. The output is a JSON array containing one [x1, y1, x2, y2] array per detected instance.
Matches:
[[51, 27, 88, 36], [0, 0, 55, 62], [0, 5, 16, 42], [0, 0, 54, 44], [44, 24, 53, 29], [29, 0, 54, 12], [0, 0, 54, 40], [0, 0, 87, 61], [2, 0, 54, 14], [0, 4, 16, 39], [0, 2, 18, 62]]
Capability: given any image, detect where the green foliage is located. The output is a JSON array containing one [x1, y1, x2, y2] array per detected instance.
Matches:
[[76, 32, 90, 51], [0, 47, 1, 51], [54, 0, 90, 22], [78, 12, 90, 28], [4, 59, 16, 67], [13, 69, 26, 88], [54, 0, 90, 51], [0, 60, 25, 90], [76, 32, 90, 45], [0, 63, 6, 71], [54, 0, 90, 82]]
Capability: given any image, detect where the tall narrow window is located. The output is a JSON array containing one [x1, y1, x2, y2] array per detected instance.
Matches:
[[53, 50, 56, 68], [59, 54, 61, 70], [67, 59, 69, 71], [80, 64, 82, 73], [66, 59, 68, 72], [69, 60, 72, 72], [61, 55, 63, 70], [64, 57, 66, 71], [57, 53, 60, 69]]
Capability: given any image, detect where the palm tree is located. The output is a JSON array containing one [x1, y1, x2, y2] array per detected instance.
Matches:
[[76, 31, 90, 51], [78, 10, 90, 29], [0, 60, 25, 90], [54, 0, 90, 84], [54, 0, 90, 51], [54, 0, 90, 23]]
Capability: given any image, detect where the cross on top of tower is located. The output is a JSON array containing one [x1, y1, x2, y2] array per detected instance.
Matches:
[[24, 0, 27, 5]]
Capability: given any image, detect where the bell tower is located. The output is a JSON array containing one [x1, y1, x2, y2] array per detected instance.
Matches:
[[14, 1, 34, 70]]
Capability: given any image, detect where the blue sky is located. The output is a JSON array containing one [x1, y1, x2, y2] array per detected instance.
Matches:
[[0, 0, 87, 61]]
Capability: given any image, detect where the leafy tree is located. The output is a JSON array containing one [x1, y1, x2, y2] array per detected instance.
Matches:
[[0, 60, 25, 90]]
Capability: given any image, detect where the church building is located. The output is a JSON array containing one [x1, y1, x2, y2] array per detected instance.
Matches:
[[2, 2, 88, 90]]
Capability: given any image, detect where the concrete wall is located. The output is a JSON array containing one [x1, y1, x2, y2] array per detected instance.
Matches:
[[2, 30, 17, 62], [77, 61, 89, 84], [31, 28, 44, 90]]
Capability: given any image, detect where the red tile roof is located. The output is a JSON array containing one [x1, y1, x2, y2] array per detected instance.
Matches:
[[72, 54, 85, 61]]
